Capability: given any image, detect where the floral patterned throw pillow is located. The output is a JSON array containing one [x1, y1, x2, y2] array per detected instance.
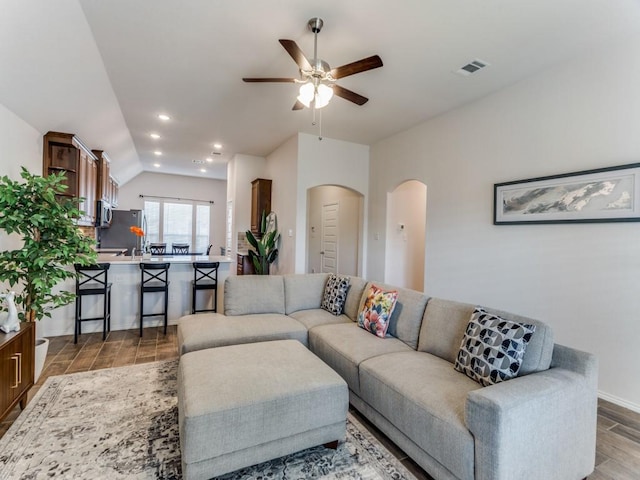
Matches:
[[357, 284, 399, 338]]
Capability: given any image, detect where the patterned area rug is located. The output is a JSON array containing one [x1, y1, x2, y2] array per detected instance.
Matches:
[[0, 360, 417, 480]]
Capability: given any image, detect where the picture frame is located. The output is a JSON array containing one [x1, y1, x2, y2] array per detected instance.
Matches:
[[494, 163, 640, 224]]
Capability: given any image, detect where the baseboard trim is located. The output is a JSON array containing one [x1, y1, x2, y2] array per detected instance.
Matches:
[[598, 390, 640, 414]]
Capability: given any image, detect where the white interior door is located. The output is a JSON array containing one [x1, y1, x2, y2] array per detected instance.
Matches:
[[321, 202, 339, 274]]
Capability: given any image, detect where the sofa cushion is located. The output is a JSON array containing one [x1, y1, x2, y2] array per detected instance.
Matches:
[[343, 276, 368, 321], [284, 273, 329, 314], [372, 282, 429, 350], [357, 284, 399, 338], [224, 275, 285, 315], [418, 298, 554, 375], [454, 308, 536, 386], [321, 273, 351, 315], [309, 322, 412, 396], [289, 309, 352, 331], [177, 313, 307, 354], [359, 351, 480, 480]]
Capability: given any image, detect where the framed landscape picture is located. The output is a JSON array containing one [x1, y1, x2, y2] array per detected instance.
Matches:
[[494, 163, 640, 224]]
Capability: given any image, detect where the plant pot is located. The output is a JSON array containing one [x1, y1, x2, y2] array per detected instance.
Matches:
[[34, 337, 49, 383]]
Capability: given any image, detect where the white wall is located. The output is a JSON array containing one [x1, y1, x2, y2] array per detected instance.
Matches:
[[0, 103, 42, 255], [226, 154, 266, 254], [369, 36, 640, 411], [296, 133, 369, 275], [117, 171, 227, 253], [385, 180, 426, 290], [0, 103, 45, 338], [265, 135, 298, 274]]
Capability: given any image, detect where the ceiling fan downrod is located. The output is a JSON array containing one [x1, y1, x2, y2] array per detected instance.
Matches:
[[308, 17, 323, 66]]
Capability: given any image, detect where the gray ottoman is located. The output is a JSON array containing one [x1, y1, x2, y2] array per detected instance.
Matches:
[[178, 339, 349, 480]]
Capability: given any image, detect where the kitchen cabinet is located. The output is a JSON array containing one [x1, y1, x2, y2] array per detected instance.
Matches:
[[237, 253, 255, 275], [93, 150, 119, 207], [108, 176, 119, 207], [43, 132, 98, 226], [251, 178, 272, 234], [0, 322, 35, 422]]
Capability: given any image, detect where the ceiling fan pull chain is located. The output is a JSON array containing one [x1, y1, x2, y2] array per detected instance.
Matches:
[[318, 108, 323, 141]]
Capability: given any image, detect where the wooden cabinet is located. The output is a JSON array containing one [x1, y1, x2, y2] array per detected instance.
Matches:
[[237, 253, 255, 275], [0, 322, 35, 422], [93, 150, 119, 207], [108, 175, 119, 207], [43, 132, 98, 226], [251, 178, 272, 234]]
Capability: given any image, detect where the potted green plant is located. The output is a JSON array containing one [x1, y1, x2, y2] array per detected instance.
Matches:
[[246, 211, 280, 275], [0, 167, 97, 380]]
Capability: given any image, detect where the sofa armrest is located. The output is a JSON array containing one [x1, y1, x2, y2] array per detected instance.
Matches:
[[465, 345, 597, 480]]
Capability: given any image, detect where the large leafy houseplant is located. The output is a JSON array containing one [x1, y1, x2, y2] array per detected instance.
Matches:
[[246, 212, 280, 275], [0, 167, 97, 321]]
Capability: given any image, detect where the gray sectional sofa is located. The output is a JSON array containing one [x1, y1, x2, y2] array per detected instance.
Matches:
[[177, 273, 597, 480]]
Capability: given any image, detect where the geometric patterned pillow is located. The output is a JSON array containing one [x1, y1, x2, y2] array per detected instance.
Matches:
[[320, 273, 351, 316], [357, 284, 399, 338], [454, 307, 536, 387]]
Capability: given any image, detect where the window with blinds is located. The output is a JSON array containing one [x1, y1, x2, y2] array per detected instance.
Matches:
[[144, 199, 210, 254]]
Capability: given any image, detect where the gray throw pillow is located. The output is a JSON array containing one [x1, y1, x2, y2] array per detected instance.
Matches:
[[320, 273, 350, 316], [454, 307, 536, 387]]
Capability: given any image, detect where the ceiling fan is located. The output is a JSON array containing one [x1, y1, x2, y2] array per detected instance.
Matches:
[[243, 18, 383, 110]]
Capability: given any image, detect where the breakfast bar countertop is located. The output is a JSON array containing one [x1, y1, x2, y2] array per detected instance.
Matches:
[[96, 254, 235, 264]]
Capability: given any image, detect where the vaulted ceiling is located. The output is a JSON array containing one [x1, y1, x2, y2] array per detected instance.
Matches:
[[1, 0, 639, 184]]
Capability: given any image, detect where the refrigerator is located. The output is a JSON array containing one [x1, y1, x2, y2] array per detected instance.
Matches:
[[98, 209, 147, 255]]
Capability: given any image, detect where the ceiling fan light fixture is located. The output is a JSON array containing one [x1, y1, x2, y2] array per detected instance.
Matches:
[[315, 83, 333, 109], [297, 82, 315, 108]]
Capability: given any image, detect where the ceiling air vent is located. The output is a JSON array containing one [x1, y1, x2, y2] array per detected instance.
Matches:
[[455, 59, 490, 77]]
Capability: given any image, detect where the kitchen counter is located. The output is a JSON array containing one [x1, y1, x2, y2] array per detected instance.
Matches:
[[95, 248, 128, 255], [39, 255, 235, 338], [96, 254, 234, 264]]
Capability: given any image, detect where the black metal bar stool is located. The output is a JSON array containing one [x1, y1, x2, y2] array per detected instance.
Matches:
[[139, 262, 170, 336], [172, 243, 189, 254], [149, 243, 166, 255], [191, 262, 219, 314], [74, 263, 112, 344]]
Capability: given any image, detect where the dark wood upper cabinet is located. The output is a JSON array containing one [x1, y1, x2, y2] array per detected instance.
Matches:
[[251, 178, 272, 234], [92, 149, 119, 207], [43, 132, 98, 226]]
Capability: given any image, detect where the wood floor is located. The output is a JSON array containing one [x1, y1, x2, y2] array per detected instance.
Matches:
[[1, 327, 639, 480]]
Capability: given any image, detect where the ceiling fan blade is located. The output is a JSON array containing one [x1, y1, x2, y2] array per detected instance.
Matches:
[[332, 85, 369, 105], [279, 39, 312, 71], [292, 100, 305, 111], [242, 77, 297, 83], [330, 55, 383, 79]]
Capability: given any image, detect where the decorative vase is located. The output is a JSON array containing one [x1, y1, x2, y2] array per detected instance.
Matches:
[[34, 337, 49, 383]]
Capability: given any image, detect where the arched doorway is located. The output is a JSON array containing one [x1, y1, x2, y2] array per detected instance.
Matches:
[[306, 185, 364, 276], [384, 180, 427, 290]]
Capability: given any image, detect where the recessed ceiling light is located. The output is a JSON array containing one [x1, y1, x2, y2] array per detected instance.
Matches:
[[150, 133, 161, 139], [153, 163, 161, 168], [206, 157, 213, 163], [154, 151, 162, 156], [213, 143, 222, 150], [200, 168, 206, 173], [158, 114, 170, 121]]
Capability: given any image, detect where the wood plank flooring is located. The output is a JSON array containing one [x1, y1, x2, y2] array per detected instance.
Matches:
[[1, 327, 639, 479]]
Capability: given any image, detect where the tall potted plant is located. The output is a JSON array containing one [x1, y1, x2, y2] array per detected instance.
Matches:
[[0, 167, 97, 379], [246, 212, 280, 275]]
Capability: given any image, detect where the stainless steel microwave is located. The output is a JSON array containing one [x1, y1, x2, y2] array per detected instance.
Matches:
[[96, 200, 113, 228]]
